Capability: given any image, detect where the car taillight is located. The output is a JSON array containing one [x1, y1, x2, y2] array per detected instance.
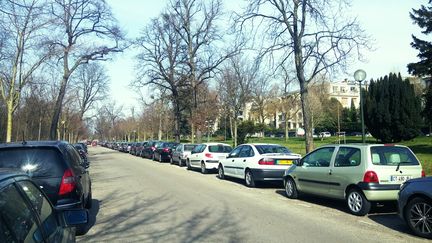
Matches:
[[258, 158, 275, 165], [163, 148, 170, 152], [363, 171, 379, 183], [205, 153, 213, 158], [151, 146, 156, 151], [59, 169, 76, 196], [422, 170, 426, 177]]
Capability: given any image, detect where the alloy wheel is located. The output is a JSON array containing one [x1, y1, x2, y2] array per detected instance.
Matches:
[[347, 191, 363, 213], [408, 201, 432, 236]]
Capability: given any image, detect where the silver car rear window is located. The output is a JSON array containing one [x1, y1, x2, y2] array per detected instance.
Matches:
[[256, 145, 291, 155], [370, 146, 419, 166]]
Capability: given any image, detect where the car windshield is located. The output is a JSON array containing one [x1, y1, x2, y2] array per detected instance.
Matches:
[[0, 148, 66, 177], [255, 145, 292, 155], [184, 145, 197, 151], [208, 145, 232, 153], [370, 146, 419, 166], [164, 143, 178, 148]]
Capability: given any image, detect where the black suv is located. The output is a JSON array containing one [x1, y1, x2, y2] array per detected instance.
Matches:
[[0, 169, 88, 242], [0, 141, 92, 211]]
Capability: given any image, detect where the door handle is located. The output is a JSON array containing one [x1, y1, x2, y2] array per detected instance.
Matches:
[[329, 169, 332, 175], [243, 160, 246, 162], [232, 160, 234, 162]]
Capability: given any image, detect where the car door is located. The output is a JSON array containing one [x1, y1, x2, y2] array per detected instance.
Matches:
[[189, 145, 204, 167], [66, 145, 90, 199], [294, 147, 335, 196], [236, 145, 254, 178], [172, 145, 181, 163], [223, 146, 242, 177]]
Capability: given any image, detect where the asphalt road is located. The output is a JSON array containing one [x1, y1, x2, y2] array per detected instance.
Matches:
[[77, 146, 428, 243]]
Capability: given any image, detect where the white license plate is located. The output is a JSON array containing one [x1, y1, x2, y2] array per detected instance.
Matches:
[[390, 175, 412, 182], [218, 156, 226, 159]]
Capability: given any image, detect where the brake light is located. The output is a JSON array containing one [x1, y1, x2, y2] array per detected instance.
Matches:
[[384, 144, 394, 146], [363, 171, 379, 183], [151, 146, 156, 151], [258, 158, 275, 165], [163, 148, 170, 152], [205, 153, 213, 158], [59, 169, 76, 195], [422, 170, 426, 177]]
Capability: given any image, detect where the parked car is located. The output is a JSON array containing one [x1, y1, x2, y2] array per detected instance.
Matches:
[[153, 142, 179, 162], [136, 141, 147, 157], [319, 132, 331, 138], [398, 176, 432, 239], [218, 144, 301, 187], [141, 140, 161, 159], [283, 144, 424, 216], [171, 143, 198, 166], [0, 169, 88, 242], [129, 142, 141, 155], [187, 143, 232, 174], [73, 143, 89, 167], [0, 141, 92, 212]]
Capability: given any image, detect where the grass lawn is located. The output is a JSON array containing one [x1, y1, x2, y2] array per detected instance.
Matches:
[[217, 135, 432, 176]]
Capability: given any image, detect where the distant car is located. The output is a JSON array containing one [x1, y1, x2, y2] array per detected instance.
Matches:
[[141, 140, 161, 159], [0, 169, 88, 242], [398, 177, 432, 239], [218, 144, 301, 187], [171, 143, 198, 166], [319, 132, 331, 138], [0, 141, 92, 213], [73, 143, 89, 167], [153, 142, 179, 162], [187, 143, 232, 174], [283, 144, 424, 216]]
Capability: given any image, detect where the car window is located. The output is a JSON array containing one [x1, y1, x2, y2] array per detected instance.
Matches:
[[370, 146, 419, 166], [255, 145, 292, 154], [18, 181, 59, 239], [302, 147, 334, 167], [334, 147, 361, 167], [208, 145, 232, 153], [239, 146, 254, 157], [228, 146, 243, 158], [184, 145, 196, 151], [0, 183, 42, 243], [0, 148, 66, 177], [65, 145, 85, 172], [192, 145, 203, 153]]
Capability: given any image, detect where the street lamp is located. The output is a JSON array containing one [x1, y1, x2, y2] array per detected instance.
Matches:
[[354, 69, 367, 143]]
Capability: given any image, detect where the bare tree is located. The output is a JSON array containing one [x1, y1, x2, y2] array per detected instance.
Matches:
[[134, 13, 187, 142], [48, 0, 125, 139], [237, 0, 369, 152], [169, 0, 240, 142], [0, 0, 52, 142]]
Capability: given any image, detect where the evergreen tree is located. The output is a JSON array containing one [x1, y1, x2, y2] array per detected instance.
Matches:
[[349, 99, 358, 123], [364, 73, 422, 142], [423, 85, 432, 130]]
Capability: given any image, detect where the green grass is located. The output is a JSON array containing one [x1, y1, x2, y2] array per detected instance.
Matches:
[[215, 136, 432, 176]]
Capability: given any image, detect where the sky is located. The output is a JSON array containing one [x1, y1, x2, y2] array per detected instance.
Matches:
[[104, 0, 428, 114]]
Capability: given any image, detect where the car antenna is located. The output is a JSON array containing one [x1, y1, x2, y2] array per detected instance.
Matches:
[[22, 131, 27, 145]]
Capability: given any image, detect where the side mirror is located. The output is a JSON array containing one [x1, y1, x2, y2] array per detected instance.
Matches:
[[293, 159, 302, 166], [61, 209, 88, 227]]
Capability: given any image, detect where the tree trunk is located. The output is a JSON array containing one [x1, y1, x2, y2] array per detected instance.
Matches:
[[285, 114, 289, 142], [300, 87, 314, 153], [234, 119, 238, 147], [50, 75, 69, 140], [6, 101, 14, 142]]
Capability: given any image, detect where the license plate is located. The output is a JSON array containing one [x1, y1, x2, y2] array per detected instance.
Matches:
[[218, 156, 226, 159], [390, 175, 412, 182], [277, 160, 292, 165]]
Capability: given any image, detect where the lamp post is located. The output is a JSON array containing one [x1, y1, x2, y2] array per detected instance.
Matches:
[[354, 69, 367, 143]]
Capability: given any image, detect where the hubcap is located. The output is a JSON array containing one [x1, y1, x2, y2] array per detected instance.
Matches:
[[201, 164, 205, 172], [219, 167, 223, 178], [286, 180, 293, 196], [409, 202, 432, 234], [246, 172, 251, 185], [348, 191, 363, 213]]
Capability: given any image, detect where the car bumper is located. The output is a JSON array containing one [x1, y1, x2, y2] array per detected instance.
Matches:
[[250, 168, 284, 181], [204, 160, 219, 169], [357, 182, 400, 201]]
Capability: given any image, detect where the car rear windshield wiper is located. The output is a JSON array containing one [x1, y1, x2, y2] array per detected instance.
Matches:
[[396, 161, 412, 171]]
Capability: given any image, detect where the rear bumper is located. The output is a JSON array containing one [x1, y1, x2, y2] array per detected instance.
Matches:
[[357, 182, 400, 201], [204, 160, 219, 169], [250, 168, 285, 181]]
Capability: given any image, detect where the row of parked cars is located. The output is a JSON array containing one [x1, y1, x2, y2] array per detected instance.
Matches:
[[0, 140, 93, 242], [103, 140, 431, 239]]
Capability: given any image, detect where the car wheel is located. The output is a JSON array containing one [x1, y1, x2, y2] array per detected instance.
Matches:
[[170, 157, 174, 164], [218, 165, 225, 179], [152, 154, 155, 161], [186, 159, 191, 170], [346, 188, 371, 216], [284, 177, 298, 199], [245, 170, 255, 187], [85, 191, 92, 209], [201, 162, 207, 174], [179, 158, 184, 167], [404, 197, 432, 239], [159, 154, 163, 162]]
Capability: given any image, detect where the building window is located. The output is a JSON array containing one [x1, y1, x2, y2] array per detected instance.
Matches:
[[332, 86, 338, 93]]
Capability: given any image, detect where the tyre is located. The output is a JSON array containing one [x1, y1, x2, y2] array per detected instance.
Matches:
[[201, 162, 207, 174], [179, 158, 184, 167], [218, 165, 225, 179], [404, 197, 432, 239], [152, 154, 155, 161], [245, 170, 255, 187], [284, 177, 298, 199], [346, 188, 371, 216], [170, 157, 174, 164], [158, 154, 162, 162], [186, 159, 191, 170], [85, 191, 92, 209]]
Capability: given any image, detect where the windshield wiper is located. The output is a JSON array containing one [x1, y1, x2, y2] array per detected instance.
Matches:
[[396, 161, 411, 171]]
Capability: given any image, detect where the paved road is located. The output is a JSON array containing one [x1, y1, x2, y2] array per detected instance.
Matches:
[[77, 146, 428, 243]]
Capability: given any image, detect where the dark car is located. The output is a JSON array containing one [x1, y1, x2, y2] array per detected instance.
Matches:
[[0, 141, 92, 212], [0, 169, 88, 242], [153, 142, 179, 162], [398, 176, 432, 239], [141, 140, 161, 159], [73, 143, 89, 167]]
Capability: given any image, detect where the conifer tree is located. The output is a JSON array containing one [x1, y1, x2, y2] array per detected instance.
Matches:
[[364, 73, 422, 142]]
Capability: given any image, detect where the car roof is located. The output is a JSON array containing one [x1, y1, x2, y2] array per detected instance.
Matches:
[[319, 143, 408, 148], [0, 140, 68, 149], [247, 143, 285, 146], [201, 143, 231, 146]]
